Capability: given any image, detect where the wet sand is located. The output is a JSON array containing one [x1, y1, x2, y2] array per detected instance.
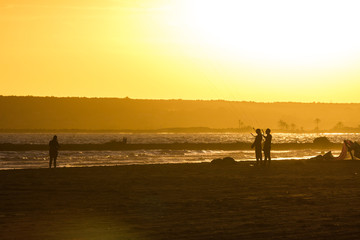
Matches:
[[1, 160, 360, 240]]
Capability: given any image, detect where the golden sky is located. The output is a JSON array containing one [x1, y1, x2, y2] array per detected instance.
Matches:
[[1, 0, 360, 102]]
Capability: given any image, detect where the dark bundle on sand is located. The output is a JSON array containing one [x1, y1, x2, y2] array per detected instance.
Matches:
[[211, 157, 237, 165], [310, 152, 335, 161]]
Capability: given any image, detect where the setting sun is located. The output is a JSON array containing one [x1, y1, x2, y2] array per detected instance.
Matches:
[[175, 0, 360, 67]]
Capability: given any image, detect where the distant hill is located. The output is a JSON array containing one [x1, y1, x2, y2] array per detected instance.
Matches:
[[0, 96, 359, 132]]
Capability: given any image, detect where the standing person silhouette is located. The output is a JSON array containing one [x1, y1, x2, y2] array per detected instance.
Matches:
[[263, 128, 272, 165], [49, 135, 59, 168], [251, 129, 263, 164]]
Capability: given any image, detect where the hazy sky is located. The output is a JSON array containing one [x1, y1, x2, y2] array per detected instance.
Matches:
[[1, 0, 360, 102]]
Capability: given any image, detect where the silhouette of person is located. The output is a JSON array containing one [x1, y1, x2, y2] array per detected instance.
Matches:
[[263, 128, 272, 164], [49, 135, 59, 168], [251, 129, 263, 164], [344, 140, 357, 160]]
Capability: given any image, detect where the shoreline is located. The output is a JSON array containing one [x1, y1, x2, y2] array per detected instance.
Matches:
[[0, 159, 315, 171], [0, 142, 343, 151], [0, 149, 351, 171]]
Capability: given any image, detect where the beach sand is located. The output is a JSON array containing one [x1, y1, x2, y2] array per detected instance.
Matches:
[[1, 160, 360, 240]]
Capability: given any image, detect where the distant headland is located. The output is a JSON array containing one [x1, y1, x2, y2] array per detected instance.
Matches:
[[0, 95, 359, 133]]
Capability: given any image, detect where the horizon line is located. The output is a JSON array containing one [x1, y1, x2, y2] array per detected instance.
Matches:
[[1, 94, 359, 104]]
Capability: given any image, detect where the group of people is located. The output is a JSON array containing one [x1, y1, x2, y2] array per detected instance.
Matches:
[[48, 130, 272, 168], [251, 128, 272, 165]]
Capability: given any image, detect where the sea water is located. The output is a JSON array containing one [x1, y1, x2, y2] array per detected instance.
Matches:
[[0, 133, 359, 170], [1, 132, 360, 144]]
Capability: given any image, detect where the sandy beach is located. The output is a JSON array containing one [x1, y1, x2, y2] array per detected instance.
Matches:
[[1, 160, 360, 240]]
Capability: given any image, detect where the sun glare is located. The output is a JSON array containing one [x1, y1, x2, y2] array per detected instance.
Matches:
[[177, 0, 360, 68], [2, 0, 360, 101]]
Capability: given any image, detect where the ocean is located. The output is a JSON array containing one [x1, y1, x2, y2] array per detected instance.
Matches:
[[0, 132, 359, 169]]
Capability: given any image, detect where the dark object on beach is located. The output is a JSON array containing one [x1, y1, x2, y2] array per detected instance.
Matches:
[[344, 140, 360, 160], [323, 151, 334, 160], [313, 137, 331, 145], [310, 152, 335, 161], [211, 157, 236, 165], [311, 139, 360, 161], [49, 135, 59, 168], [354, 142, 360, 159], [263, 128, 272, 165], [251, 129, 263, 164], [310, 149, 342, 161]]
